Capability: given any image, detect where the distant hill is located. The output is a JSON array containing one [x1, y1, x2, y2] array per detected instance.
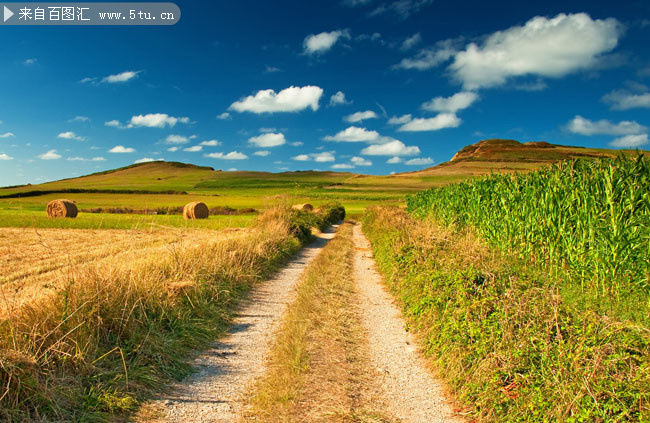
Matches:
[[397, 139, 643, 178]]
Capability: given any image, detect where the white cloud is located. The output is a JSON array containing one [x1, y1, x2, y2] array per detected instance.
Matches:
[[80, 77, 98, 84], [450, 13, 622, 89], [567, 116, 647, 136], [57, 131, 84, 141], [23, 58, 37, 66], [387, 114, 412, 125], [421, 92, 478, 113], [609, 134, 649, 148], [394, 39, 458, 70], [254, 150, 271, 156], [109, 145, 136, 153], [291, 141, 304, 147], [92, 157, 106, 161], [200, 139, 221, 146], [134, 157, 163, 164], [329, 91, 351, 106], [292, 152, 335, 162], [603, 90, 650, 110], [342, 0, 373, 6], [265, 65, 282, 73], [165, 134, 189, 144], [361, 140, 420, 156], [344, 110, 379, 123], [401, 33, 422, 50], [249, 133, 286, 147], [303, 29, 351, 55], [323, 126, 381, 142], [105, 120, 121, 127], [351, 156, 372, 166], [38, 150, 61, 160], [167, 147, 179, 152], [399, 113, 462, 132], [204, 151, 249, 160], [0, 153, 13, 160], [332, 163, 355, 169], [387, 156, 403, 163], [370, 0, 433, 19], [102, 70, 141, 83], [260, 127, 277, 133], [183, 145, 203, 152], [217, 112, 232, 120], [405, 157, 434, 165], [69, 116, 90, 123], [230, 86, 323, 113], [126, 113, 190, 128], [0, 132, 15, 138]]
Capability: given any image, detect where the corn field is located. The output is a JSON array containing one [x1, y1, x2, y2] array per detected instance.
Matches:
[[407, 155, 650, 296]]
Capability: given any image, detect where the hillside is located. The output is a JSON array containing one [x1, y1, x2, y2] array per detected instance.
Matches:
[[399, 139, 643, 178]]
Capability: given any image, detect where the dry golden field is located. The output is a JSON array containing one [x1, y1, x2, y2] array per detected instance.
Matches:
[[0, 227, 243, 316]]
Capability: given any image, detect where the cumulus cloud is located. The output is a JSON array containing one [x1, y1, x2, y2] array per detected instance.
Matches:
[[230, 86, 323, 113], [134, 157, 163, 164], [57, 131, 84, 141], [0, 132, 15, 138], [217, 112, 231, 120], [401, 33, 422, 50], [249, 133, 287, 147], [183, 146, 202, 152], [323, 126, 381, 142], [292, 152, 336, 162], [127, 113, 190, 128], [109, 145, 136, 153], [102, 70, 141, 83], [165, 134, 189, 144], [421, 92, 479, 113], [23, 58, 37, 66], [405, 157, 434, 165], [167, 147, 179, 152], [254, 150, 271, 156], [330, 91, 351, 106], [332, 163, 355, 169], [609, 134, 649, 148], [0, 153, 13, 160], [291, 141, 304, 147], [200, 139, 221, 146], [204, 151, 249, 160], [303, 30, 351, 55], [361, 140, 420, 156], [450, 13, 622, 89], [105, 120, 121, 127], [69, 116, 90, 123], [394, 39, 459, 70], [387, 114, 412, 125], [387, 156, 403, 163], [567, 116, 647, 136], [38, 150, 61, 160], [344, 110, 379, 123], [603, 90, 650, 110], [398, 113, 462, 132], [351, 156, 372, 166]]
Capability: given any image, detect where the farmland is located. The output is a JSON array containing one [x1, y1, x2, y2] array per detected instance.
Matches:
[[1, 139, 648, 422]]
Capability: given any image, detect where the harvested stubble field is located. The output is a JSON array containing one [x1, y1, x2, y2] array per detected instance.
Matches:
[[0, 227, 238, 316]]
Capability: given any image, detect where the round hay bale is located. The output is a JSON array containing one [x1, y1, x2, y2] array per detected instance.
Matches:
[[183, 202, 209, 220], [46, 199, 78, 218], [292, 203, 314, 212]]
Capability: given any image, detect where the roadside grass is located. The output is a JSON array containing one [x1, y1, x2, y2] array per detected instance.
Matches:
[[245, 222, 392, 422], [363, 207, 650, 422], [0, 205, 344, 421]]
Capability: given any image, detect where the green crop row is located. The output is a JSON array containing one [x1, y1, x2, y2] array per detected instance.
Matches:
[[407, 155, 650, 298]]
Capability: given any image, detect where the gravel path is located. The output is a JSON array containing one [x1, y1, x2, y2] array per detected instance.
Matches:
[[353, 223, 462, 423], [147, 225, 339, 422]]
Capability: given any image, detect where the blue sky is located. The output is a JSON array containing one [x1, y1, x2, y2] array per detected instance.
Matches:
[[1, 0, 649, 185]]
